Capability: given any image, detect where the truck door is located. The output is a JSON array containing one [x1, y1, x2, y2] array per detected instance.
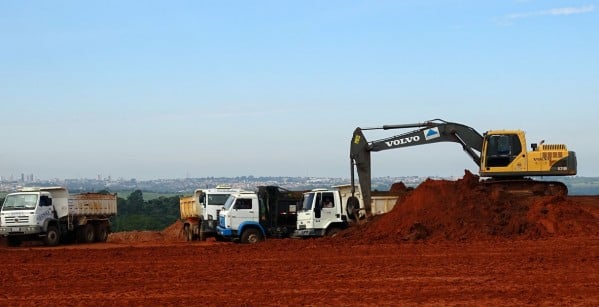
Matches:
[[229, 198, 257, 230], [313, 192, 337, 230], [36, 194, 55, 225]]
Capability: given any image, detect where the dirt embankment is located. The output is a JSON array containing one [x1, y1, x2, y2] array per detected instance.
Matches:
[[108, 220, 185, 243], [337, 170, 599, 243]]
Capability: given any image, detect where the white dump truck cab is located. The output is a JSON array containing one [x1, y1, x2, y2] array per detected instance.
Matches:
[[217, 191, 262, 243], [198, 185, 241, 234], [294, 188, 348, 237], [0, 187, 68, 246]]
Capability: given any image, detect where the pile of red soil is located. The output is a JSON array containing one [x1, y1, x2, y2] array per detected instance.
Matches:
[[109, 220, 185, 243], [340, 170, 599, 243]]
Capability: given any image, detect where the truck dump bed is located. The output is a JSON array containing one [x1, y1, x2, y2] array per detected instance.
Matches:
[[335, 185, 400, 216], [180, 195, 201, 219], [370, 196, 398, 215], [68, 193, 117, 216], [257, 186, 303, 232]]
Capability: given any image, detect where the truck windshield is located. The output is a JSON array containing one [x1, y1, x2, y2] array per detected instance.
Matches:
[[207, 194, 231, 206], [223, 196, 236, 210], [300, 193, 315, 212], [2, 194, 38, 210]]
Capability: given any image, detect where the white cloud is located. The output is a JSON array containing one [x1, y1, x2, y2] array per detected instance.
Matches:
[[546, 5, 595, 16], [500, 5, 594, 24]]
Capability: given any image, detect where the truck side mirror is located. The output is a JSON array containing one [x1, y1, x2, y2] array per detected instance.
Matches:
[[315, 206, 321, 219]]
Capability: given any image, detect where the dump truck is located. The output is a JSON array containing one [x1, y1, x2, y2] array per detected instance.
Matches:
[[0, 187, 117, 247], [216, 186, 303, 243], [294, 184, 402, 237], [179, 185, 241, 241]]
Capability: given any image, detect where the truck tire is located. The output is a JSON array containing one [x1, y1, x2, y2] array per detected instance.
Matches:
[[326, 227, 342, 237], [43, 225, 61, 246], [7, 237, 22, 247], [241, 228, 263, 244], [192, 224, 200, 241], [346, 196, 360, 220], [95, 223, 109, 242], [78, 224, 95, 243], [184, 225, 193, 241]]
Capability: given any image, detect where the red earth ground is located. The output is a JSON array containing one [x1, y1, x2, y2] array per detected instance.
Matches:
[[1, 172, 598, 305]]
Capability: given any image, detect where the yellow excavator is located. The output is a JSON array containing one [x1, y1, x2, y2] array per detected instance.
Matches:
[[349, 119, 577, 218]]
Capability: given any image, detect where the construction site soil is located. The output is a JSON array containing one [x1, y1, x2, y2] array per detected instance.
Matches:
[[1, 171, 598, 305]]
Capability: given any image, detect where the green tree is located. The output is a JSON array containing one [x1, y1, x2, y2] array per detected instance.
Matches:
[[127, 190, 144, 214], [111, 193, 181, 232]]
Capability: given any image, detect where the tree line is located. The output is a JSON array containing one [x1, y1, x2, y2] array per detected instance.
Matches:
[[111, 190, 181, 232]]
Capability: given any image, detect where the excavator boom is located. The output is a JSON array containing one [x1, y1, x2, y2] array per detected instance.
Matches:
[[350, 119, 484, 216]]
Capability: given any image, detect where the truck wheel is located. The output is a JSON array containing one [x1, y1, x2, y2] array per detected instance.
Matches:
[[241, 228, 263, 244], [79, 224, 95, 243], [326, 227, 342, 237], [43, 225, 61, 246], [192, 224, 200, 241], [346, 196, 360, 220], [7, 237, 22, 247], [184, 225, 193, 241], [95, 223, 109, 242]]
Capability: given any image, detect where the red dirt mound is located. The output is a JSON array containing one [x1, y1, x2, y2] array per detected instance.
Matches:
[[339, 170, 599, 243], [389, 181, 411, 194], [109, 220, 185, 243]]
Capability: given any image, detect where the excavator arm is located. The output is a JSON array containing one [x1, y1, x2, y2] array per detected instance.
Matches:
[[350, 119, 484, 217]]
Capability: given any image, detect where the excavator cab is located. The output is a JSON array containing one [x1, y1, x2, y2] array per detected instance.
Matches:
[[479, 129, 576, 178], [483, 133, 523, 168]]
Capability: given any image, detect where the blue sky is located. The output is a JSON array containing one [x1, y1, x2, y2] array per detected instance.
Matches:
[[1, 0, 597, 180]]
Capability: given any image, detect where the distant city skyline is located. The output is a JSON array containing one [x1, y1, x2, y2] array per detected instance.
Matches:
[[2, 173, 597, 196], [1, 1, 597, 179]]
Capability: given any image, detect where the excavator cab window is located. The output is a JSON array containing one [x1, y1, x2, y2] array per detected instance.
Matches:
[[485, 134, 522, 167]]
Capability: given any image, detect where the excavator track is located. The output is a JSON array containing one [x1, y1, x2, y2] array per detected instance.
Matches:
[[482, 179, 568, 197]]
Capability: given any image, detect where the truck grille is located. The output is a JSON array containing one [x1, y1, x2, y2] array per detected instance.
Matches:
[[3, 215, 30, 224]]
